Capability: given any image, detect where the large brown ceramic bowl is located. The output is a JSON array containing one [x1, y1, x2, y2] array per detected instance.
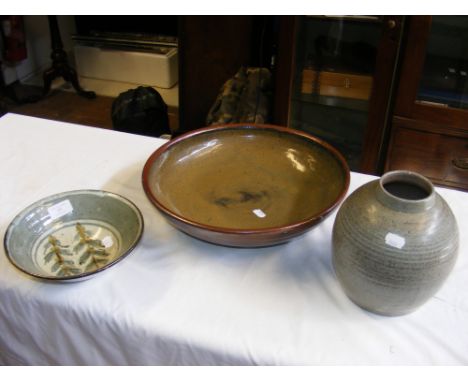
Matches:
[[142, 124, 350, 247]]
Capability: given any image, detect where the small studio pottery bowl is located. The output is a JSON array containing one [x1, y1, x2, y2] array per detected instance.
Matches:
[[142, 124, 350, 247], [4, 190, 143, 281]]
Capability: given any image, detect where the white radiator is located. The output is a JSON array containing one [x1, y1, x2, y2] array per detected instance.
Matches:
[[74, 45, 178, 89]]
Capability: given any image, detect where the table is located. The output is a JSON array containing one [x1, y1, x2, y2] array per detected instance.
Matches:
[[0, 113, 467, 365]]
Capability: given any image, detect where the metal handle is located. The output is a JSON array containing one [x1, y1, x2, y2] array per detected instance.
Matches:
[[452, 158, 468, 170], [387, 19, 397, 29]]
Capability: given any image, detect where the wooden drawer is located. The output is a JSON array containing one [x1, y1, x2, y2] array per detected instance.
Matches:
[[301, 69, 373, 100], [386, 125, 468, 190]]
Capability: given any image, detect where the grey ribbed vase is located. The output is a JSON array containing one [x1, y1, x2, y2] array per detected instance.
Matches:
[[332, 170, 459, 316]]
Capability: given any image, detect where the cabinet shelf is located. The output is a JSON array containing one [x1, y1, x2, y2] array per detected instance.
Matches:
[[291, 93, 369, 113]]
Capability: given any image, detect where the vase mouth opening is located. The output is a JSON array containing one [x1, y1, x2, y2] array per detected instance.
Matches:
[[380, 171, 434, 202]]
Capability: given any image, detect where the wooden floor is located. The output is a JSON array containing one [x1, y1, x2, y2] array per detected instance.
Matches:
[[3, 88, 179, 133], [9, 90, 115, 129]]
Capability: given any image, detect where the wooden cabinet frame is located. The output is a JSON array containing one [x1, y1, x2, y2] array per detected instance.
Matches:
[[393, 16, 468, 130], [387, 16, 468, 190]]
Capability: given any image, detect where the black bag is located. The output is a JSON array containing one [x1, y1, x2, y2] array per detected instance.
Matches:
[[111, 86, 170, 137]]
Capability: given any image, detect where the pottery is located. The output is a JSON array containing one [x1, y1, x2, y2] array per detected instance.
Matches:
[[332, 170, 459, 316], [143, 124, 350, 247], [4, 190, 144, 282]]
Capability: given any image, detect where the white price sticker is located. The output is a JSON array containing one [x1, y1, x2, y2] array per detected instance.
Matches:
[[385, 233, 406, 249], [253, 209, 266, 218], [47, 200, 73, 220], [102, 236, 114, 248]]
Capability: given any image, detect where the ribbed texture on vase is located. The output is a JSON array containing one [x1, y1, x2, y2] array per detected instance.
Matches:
[[332, 172, 458, 316]]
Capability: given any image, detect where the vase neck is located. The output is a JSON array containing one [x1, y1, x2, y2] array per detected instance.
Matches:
[[376, 171, 436, 213]]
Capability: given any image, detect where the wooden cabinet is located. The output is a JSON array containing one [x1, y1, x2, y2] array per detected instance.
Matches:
[[273, 16, 404, 173], [174, 16, 468, 190], [385, 16, 468, 190]]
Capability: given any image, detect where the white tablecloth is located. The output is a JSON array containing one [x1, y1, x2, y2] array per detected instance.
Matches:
[[0, 113, 467, 365]]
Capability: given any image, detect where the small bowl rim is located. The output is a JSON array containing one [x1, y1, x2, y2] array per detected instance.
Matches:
[[3, 189, 144, 282], [142, 123, 350, 237]]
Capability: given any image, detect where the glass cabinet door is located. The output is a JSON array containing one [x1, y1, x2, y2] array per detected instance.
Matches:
[[417, 16, 468, 110], [288, 16, 385, 170], [387, 16, 468, 191]]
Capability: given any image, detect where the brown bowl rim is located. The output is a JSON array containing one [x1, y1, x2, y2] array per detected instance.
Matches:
[[142, 123, 350, 236]]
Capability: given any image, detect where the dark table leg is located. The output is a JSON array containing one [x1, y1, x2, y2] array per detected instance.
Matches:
[[43, 16, 95, 99]]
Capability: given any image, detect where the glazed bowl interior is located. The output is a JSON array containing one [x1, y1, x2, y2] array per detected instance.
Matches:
[[143, 124, 349, 245], [4, 190, 143, 281]]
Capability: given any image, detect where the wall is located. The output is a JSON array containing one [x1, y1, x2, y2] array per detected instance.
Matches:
[[1, 15, 76, 85]]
